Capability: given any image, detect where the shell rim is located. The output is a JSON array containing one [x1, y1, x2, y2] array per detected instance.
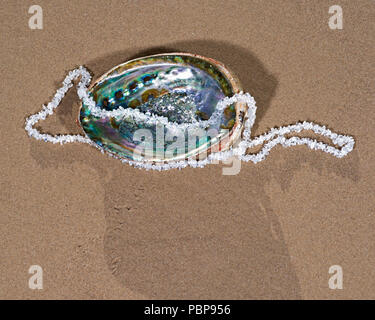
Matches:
[[78, 52, 248, 163]]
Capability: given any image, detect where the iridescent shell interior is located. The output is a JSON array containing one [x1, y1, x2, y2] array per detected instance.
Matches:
[[79, 53, 244, 162]]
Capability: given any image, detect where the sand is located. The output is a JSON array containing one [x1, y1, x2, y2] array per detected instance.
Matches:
[[1, 0, 374, 299]]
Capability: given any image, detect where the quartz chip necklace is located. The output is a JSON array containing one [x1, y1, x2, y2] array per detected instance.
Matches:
[[24, 53, 355, 171]]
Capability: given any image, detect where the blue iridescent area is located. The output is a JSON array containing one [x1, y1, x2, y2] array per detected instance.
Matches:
[[80, 55, 237, 161]]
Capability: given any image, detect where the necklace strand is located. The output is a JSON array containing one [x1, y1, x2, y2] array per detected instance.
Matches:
[[25, 66, 355, 170]]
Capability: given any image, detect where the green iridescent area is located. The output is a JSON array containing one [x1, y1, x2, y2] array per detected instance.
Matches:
[[80, 54, 239, 162]]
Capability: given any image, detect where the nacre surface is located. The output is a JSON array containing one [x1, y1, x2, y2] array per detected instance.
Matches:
[[79, 53, 245, 162]]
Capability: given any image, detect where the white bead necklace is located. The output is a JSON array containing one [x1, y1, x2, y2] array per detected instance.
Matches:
[[25, 66, 355, 171]]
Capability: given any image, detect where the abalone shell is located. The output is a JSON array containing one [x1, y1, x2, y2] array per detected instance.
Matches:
[[79, 53, 246, 163]]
